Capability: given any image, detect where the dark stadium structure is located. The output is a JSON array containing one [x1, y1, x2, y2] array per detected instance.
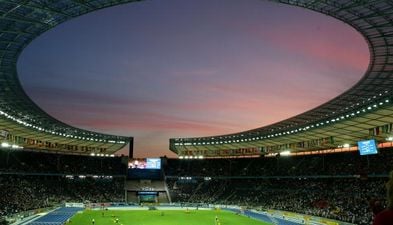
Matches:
[[170, 0, 393, 157], [0, 1, 138, 155], [0, 1, 391, 157], [1, 147, 392, 225], [1, 1, 393, 225]]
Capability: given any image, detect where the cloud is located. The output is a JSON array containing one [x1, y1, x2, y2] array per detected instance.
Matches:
[[224, 13, 369, 73], [18, 0, 370, 158]]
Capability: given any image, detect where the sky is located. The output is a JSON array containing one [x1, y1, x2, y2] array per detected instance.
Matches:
[[17, 0, 369, 158]]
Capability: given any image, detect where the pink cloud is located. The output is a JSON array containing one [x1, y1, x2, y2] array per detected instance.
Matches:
[[226, 17, 369, 73], [20, 1, 371, 158]]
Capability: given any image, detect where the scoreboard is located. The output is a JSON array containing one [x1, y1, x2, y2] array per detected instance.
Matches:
[[357, 139, 378, 155]]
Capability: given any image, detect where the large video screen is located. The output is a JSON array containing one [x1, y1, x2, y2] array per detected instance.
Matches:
[[127, 158, 162, 180], [128, 159, 147, 169], [358, 139, 378, 155], [146, 158, 161, 169], [128, 158, 161, 170]]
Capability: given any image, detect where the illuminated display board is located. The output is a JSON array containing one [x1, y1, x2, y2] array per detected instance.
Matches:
[[358, 139, 378, 155]]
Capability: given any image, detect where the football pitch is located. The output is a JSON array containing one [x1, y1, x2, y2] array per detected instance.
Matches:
[[71, 209, 272, 225]]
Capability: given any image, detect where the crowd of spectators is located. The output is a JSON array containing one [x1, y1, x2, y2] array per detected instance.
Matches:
[[0, 150, 127, 221], [1, 147, 392, 225], [165, 148, 393, 177], [0, 175, 125, 218], [0, 150, 128, 218], [164, 148, 393, 225], [167, 177, 387, 225]]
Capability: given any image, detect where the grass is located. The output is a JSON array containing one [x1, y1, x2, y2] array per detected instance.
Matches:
[[70, 209, 272, 225]]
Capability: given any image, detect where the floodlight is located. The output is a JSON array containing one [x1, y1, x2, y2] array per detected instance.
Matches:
[[1, 142, 10, 148], [280, 151, 291, 156]]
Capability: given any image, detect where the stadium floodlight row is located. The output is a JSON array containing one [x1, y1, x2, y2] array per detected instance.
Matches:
[[170, 0, 393, 157], [0, 0, 392, 157]]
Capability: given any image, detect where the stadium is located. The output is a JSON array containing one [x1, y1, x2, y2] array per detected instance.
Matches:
[[0, 1, 393, 225]]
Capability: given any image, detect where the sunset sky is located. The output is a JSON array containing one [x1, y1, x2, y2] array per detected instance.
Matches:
[[17, 0, 369, 158]]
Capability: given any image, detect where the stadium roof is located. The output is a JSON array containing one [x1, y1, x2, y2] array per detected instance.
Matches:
[[0, 0, 143, 154], [170, 0, 393, 157], [0, 0, 392, 157]]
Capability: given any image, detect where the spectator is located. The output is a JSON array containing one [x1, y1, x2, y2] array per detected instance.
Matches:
[[373, 171, 393, 225], [0, 175, 124, 217]]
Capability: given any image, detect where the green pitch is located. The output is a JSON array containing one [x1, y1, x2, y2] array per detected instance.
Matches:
[[70, 209, 272, 225]]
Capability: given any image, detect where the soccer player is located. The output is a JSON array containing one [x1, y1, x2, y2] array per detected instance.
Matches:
[[91, 219, 95, 225]]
